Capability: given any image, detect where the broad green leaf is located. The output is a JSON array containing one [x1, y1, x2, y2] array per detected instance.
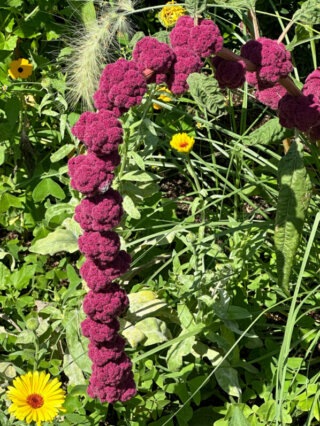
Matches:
[[152, 31, 170, 44], [63, 354, 85, 385], [215, 367, 241, 397], [29, 228, 79, 255], [229, 407, 250, 426], [32, 178, 65, 202], [10, 264, 36, 290], [135, 318, 171, 346], [123, 194, 141, 220], [81, 1, 96, 27], [167, 333, 196, 371], [121, 170, 158, 182], [120, 319, 146, 348], [44, 202, 75, 227], [294, 0, 320, 25], [242, 118, 293, 146], [213, 0, 255, 8], [187, 73, 225, 115], [63, 310, 91, 373], [16, 330, 34, 345], [185, 0, 207, 16], [274, 141, 312, 292], [128, 291, 166, 319], [50, 144, 74, 163], [0, 193, 24, 212]]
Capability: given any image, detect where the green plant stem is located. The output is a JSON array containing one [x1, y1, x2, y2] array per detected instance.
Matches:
[[309, 27, 318, 70]]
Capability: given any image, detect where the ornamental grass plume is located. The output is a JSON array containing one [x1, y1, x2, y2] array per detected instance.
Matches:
[[170, 133, 195, 153], [6, 371, 65, 426], [66, 0, 137, 110], [158, 0, 186, 28], [8, 58, 32, 79]]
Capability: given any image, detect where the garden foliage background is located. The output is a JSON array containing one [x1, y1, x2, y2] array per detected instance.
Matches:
[[0, 0, 320, 424]]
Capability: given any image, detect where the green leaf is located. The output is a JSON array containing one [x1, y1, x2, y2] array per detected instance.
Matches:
[[229, 407, 250, 426], [274, 140, 312, 292], [29, 228, 79, 255], [128, 290, 166, 319], [294, 0, 320, 25], [242, 118, 293, 146], [167, 333, 196, 371], [212, 0, 255, 8], [63, 354, 85, 385], [32, 178, 65, 202], [185, 0, 207, 16], [121, 170, 158, 182], [129, 31, 145, 48], [135, 317, 171, 346], [123, 194, 141, 220], [0, 193, 23, 212], [81, 0, 96, 27], [50, 144, 74, 163], [63, 310, 91, 373], [187, 73, 225, 115], [215, 367, 241, 397], [152, 31, 170, 44]]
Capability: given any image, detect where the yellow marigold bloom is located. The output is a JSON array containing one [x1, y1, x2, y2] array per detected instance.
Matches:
[[170, 133, 195, 153], [153, 87, 172, 110], [158, 1, 186, 28], [6, 371, 66, 426], [8, 58, 33, 79]]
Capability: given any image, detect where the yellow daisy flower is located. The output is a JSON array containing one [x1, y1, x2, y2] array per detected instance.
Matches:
[[6, 371, 66, 426], [158, 1, 186, 28], [153, 87, 173, 110], [170, 133, 195, 153], [8, 58, 33, 79]]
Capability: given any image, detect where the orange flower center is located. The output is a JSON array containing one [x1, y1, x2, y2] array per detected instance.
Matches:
[[179, 142, 189, 147], [27, 394, 44, 409]]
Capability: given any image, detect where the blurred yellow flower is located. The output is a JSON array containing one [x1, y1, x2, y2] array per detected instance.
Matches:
[[153, 87, 172, 110], [6, 371, 65, 426], [196, 122, 202, 129], [170, 133, 195, 153], [158, 1, 186, 28], [8, 58, 33, 79]]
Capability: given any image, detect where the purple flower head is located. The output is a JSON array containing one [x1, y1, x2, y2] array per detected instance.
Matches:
[[71, 110, 123, 157], [88, 336, 126, 366], [255, 83, 287, 110], [94, 59, 147, 111], [241, 37, 293, 84], [278, 94, 320, 132], [88, 374, 136, 403], [212, 57, 246, 89], [170, 16, 223, 58], [78, 231, 120, 266], [80, 251, 132, 292], [74, 189, 123, 232], [81, 317, 120, 344], [303, 67, 320, 104], [133, 36, 176, 84], [188, 19, 223, 58], [90, 354, 133, 387], [83, 285, 129, 321], [169, 15, 194, 49], [68, 152, 120, 196], [168, 47, 203, 95]]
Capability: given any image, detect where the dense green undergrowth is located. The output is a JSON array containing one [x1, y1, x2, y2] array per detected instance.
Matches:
[[1, 0, 320, 425]]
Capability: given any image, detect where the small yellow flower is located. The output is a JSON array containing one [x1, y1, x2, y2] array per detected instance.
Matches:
[[170, 133, 195, 153], [153, 87, 173, 110], [8, 58, 33, 79], [196, 122, 202, 129], [158, 1, 186, 28], [6, 371, 66, 426], [2, 85, 8, 91]]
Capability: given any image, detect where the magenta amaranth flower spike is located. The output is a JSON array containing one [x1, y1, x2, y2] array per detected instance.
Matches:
[[133, 36, 176, 84], [255, 83, 287, 110], [78, 231, 120, 266], [68, 152, 120, 196], [168, 47, 203, 94], [74, 190, 123, 232], [211, 56, 246, 89], [72, 110, 123, 157], [278, 94, 320, 132], [93, 58, 147, 111], [241, 37, 293, 84], [170, 16, 223, 58], [303, 67, 320, 104]]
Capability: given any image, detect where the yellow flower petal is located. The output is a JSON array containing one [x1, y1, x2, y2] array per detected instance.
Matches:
[[6, 371, 66, 425], [8, 58, 33, 79], [170, 133, 195, 153]]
